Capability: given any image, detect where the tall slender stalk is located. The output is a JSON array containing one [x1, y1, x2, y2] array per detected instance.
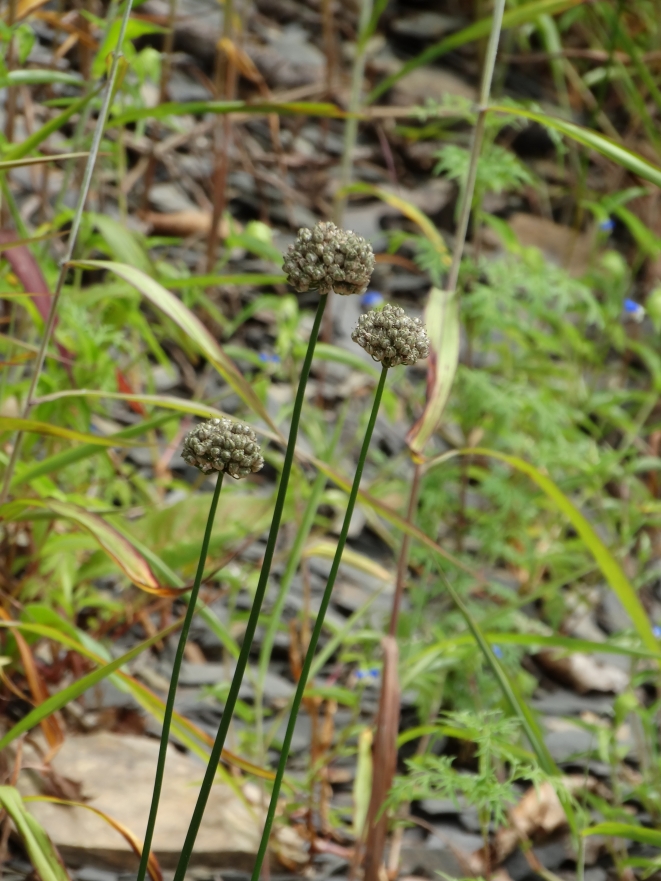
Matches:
[[171, 294, 328, 881], [254, 406, 347, 761], [0, 0, 135, 504], [135, 472, 224, 881], [250, 365, 389, 879], [363, 2, 507, 874], [334, 0, 373, 226]]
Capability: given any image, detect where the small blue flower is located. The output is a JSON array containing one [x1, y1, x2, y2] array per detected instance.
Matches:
[[360, 290, 384, 309], [355, 667, 380, 681], [653, 625, 661, 639], [258, 351, 281, 364], [492, 645, 503, 659], [623, 299, 645, 322], [599, 218, 615, 233]]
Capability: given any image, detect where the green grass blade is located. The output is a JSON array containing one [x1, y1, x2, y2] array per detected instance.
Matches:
[[0, 416, 143, 448], [0, 787, 69, 881], [1, 499, 164, 593], [109, 100, 346, 129], [0, 152, 89, 170], [163, 273, 286, 288], [3, 90, 97, 161], [0, 71, 84, 88], [0, 621, 181, 750], [584, 823, 661, 847], [490, 106, 661, 189], [11, 411, 176, 488]]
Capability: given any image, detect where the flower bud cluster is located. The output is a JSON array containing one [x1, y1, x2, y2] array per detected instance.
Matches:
[[351, 303, 430, 368], [182, 418, 264, 479], [283, 221, 375, 296]]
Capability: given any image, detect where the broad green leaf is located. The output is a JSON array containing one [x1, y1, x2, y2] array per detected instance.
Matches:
[[0, 416, 142, 448], [490, 106, 661, 190], [109, 100, 346, 130], [0, 787, 69, 881], [1, 498, 162, 593], [427, 448, 659, 655], [367, 0, 585, 103], [406, 286, 460, 456], [69, 261, 280, 434], [3, 90, 97, 161], [92, 214, 152, 274], [584, 823, 661, 847]]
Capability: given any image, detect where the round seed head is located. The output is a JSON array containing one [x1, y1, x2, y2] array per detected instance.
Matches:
[[283, 221, 375, 296], [351, 303, 430, 368], [181, 418, 264, 479]]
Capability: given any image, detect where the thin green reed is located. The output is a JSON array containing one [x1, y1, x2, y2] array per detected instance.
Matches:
[[254, 403, 348, 761], [250, 302, 430, 875], [136, 472, 224, 881], [251, 364, 388, 878]]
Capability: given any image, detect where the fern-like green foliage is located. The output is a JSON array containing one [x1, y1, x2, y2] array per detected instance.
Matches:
[[434, 143, 534, 200]]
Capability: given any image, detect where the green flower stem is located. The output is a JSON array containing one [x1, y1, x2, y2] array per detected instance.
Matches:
[[254, 402, 348, 760], [251, 364, 389, 880], [136, 471, 224, 881], [172, 293, 328, 881]]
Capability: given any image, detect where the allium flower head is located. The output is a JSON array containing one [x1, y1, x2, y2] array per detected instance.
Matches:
[[283, 221, 375, 296], [351, 303, 430, 368], [182, 418, 264, 479]]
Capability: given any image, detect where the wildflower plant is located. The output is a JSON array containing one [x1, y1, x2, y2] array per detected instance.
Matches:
[[167, 222, 375, 881], [136, 418, 263, 881]]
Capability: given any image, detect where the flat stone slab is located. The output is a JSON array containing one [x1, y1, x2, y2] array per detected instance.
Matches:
[[18, 732, 304, 871]]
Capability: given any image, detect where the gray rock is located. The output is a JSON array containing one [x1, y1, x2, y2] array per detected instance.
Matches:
[[531, 689, 614, 716], [249, 25, 324, 89], [420, 797, 464, 816], [18, 732, 304, 869], [399, 845, 463, 877], [543, 727, 596, 763], [425, 823, 484, 853], [149, 182, 198, 213], [76, 868, 119, 881]]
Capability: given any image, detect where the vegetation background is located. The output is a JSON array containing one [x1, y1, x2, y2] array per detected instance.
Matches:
[[2, 0, 661, 879]]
